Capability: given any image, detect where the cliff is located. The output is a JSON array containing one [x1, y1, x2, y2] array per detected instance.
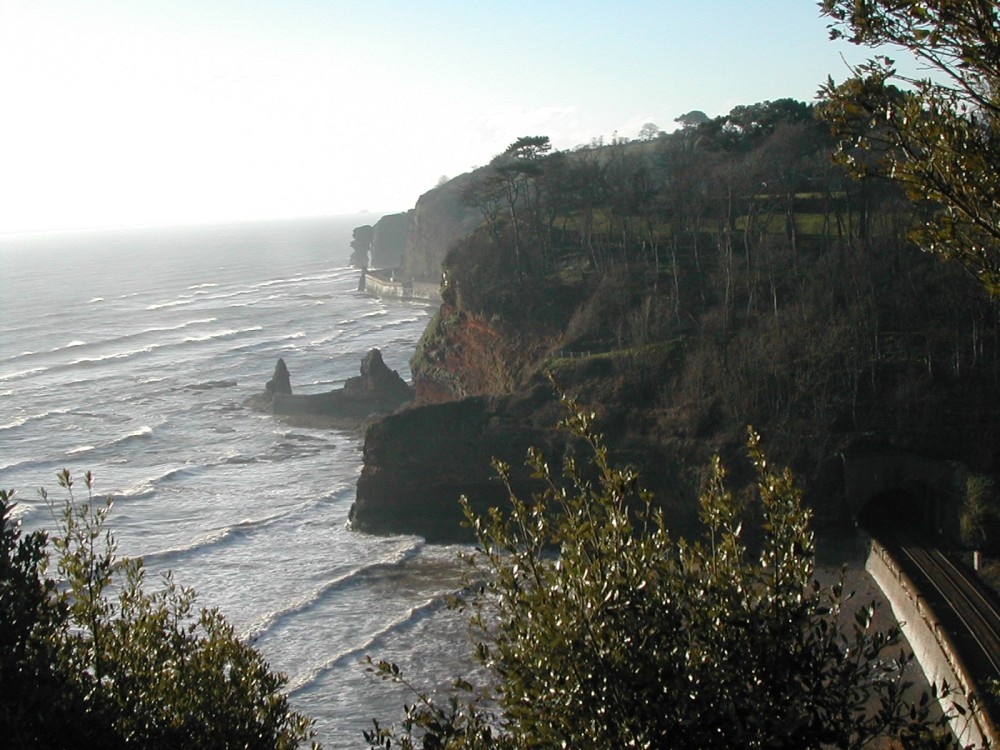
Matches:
[[400, 172, 483, 282], [349, 110, 1000, 543], [349, 212, 413, 270]]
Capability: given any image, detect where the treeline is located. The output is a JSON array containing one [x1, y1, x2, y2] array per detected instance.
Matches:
[[423, 97, 1000, 481]]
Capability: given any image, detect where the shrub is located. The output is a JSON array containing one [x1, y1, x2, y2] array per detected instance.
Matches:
[[368, 397, 966, 749], [1, 471, 318, 750]]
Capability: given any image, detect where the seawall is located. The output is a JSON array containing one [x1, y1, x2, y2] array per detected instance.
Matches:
[[360, 269, 440, 302], [866, 540, 998, 747]]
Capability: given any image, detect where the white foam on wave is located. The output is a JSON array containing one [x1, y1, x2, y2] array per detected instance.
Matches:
[[66, 444, 96, 456], [182, 328, 245, 344], [0, 415, 30, 431], [285, 594, 449, 697], [241, 542, 424, 643], [110, 425, 154, 447], [0, 366, 47, 383], [142, 501, 311, 567], [187, 282, 219, 290], [87, 297, 104, 304], [65, 324, 262, 368], [148, 317, 217, 333], [0, 406, 73, 433], [147, 297, 195, 311], [70, 346, 156, 366]]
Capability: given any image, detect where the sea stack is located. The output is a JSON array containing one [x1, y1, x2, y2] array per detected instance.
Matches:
[[265, 358, 292, 397]]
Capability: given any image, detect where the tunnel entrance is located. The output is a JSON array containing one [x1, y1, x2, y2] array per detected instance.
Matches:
[[857, 486, 937, 537]]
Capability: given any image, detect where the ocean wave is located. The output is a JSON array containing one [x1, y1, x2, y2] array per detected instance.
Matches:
[[66, 444, 96, 456], [187, 282, 219, 290], [141, 503, 311, 567], [0, 366, 47, 383], [141, 527, 235, 564], [0, 409, 72, 432], [69, 347, 157, 366], [183, 328, 255, 344], [308, 332, 343, 347], [4, 319, 219, 370], [146, 297, 195, 311], [0, 414, 31, 431], [109, 425, 154, 447], [64, 326, 263, 368], [87, 297, 104, 304], [244, 542, 425, 644], [286, 593, 450, 697]]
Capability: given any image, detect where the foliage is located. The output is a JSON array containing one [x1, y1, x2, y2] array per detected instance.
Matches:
[[0, 487, 94, 747], [0, 470, 318, 750], [367, 398, 966, 749], [960, 474, 1000, 551], [818, 0, 1000, 295]]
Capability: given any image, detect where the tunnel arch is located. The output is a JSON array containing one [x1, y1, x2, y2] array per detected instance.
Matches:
[[857, 485, 936, 536], [841, 451, 951, 535]]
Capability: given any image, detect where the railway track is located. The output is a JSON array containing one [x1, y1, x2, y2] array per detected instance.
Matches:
[[882, 530, 1000, 699]]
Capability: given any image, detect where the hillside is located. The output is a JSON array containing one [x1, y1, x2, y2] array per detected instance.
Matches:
[[349, 102, 1000, 543]]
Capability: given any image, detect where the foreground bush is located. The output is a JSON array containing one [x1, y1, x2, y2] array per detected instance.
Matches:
[[0, 470, 317, 750], [368, 396, 967, 749]]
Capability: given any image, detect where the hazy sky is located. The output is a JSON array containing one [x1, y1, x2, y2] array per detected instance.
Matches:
[[0, 0, 915, 234]]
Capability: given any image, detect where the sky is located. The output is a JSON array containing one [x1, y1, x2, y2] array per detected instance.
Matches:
[[0, 0, 923, 235]]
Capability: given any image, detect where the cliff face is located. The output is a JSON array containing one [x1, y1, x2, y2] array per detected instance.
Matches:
[[369, 211, 412, 269], [350, 118, 1000, 544], [350, 392, 557, 542], [402, 173, 483, 282]]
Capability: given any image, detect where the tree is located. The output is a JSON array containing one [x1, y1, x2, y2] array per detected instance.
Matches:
[[818, 0, 1000, 295], [368, 397, 966, 749], [675, 109, 710, 129], [637, 122, 661, 141], [1, 471, 318, 750]]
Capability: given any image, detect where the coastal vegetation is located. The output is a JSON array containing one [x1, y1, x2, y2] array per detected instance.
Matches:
[[365, 398, 964, 749], [3, 1, 998, 747], [0, 473, 317, 749], [353, 84, 1000, 542], [357, 1, 1000, 745]]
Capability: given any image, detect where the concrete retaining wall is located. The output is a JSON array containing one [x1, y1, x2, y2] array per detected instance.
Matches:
[[362, 271, 440, 303], [866, 541, 998, 747]]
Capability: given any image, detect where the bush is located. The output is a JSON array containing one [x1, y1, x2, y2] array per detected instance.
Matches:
[[0, 471, 318, 750], [368, 397, 966, 749], [960, 474, 1000, 552]]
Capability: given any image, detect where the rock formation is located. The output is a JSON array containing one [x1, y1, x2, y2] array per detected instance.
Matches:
[[265, 358, 292, 396], [247, 349, 413, 424], [350, 389, 564, 542]]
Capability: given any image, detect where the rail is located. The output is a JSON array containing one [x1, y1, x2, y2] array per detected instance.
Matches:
[[872, 528, 1000, 746], [894, 535, 1000, 685]]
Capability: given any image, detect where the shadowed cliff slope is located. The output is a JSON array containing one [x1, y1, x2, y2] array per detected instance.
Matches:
[[350, 109, 1000, 542]]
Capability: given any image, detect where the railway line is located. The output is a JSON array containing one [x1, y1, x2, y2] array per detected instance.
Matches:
[[876, 529, 1000, 718]]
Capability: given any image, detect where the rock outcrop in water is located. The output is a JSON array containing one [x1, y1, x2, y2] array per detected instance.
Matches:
[[248, 349, 413, 425], [265, 358, 292, 396], [349, 388, 567, 542]]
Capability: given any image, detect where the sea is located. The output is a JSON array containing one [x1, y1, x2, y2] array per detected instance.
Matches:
[[0, 216, 476, 748]]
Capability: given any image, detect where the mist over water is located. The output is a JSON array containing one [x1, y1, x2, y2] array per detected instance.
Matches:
[[0, 218, 473, 747]]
